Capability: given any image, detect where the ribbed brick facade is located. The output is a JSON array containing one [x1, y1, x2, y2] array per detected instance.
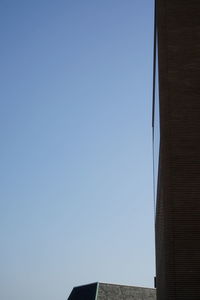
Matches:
[[155, 1, 200, 299]]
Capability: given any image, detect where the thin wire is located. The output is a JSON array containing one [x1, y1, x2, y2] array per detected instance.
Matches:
[[152, 0, 157, 224], [152, 0, 158, 284]]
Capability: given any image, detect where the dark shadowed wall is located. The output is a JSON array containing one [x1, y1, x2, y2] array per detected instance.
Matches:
[[155, 1, 200, 299]]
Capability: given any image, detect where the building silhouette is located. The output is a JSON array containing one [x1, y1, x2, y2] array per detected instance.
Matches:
[[68, 283, 156, 300], [154, 1, 200, 299]]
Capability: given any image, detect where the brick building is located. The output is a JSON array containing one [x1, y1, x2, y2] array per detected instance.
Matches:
[[154, 1, 200, 299]]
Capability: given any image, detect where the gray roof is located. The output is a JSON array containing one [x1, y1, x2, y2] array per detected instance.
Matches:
[[68, 282, 156, 300]]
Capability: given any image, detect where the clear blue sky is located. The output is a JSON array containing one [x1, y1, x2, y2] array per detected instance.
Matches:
[[0, 1, 155, 299]]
